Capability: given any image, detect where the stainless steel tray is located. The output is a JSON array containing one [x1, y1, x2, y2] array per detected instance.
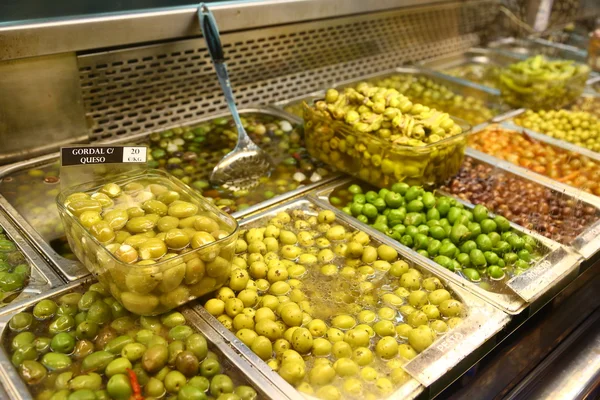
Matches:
[[330, 66, 510, 125], [311, 179, 582, 314], [488, 37, 588, 64], [0, 107, 340, 282], [0, 209, 63, 311], [419, 48, 523, 90], [0, 278, 298, 400], [460, 148, 600, 260], [194, 195, 509, 394]]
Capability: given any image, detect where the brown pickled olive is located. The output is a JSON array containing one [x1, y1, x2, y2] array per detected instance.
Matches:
[[442, 156, 600, 245], [202, 208, 464, 396]]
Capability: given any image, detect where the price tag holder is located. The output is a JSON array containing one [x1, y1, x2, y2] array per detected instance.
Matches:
[[60, 145, 148, 190], [61, 146, 147, 166]]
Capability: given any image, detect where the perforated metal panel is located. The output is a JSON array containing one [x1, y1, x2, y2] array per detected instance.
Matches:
[[78, 1, 499, 140]]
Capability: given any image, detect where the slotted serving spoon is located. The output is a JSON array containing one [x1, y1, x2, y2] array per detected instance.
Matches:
[[198, 3, 272, 191]]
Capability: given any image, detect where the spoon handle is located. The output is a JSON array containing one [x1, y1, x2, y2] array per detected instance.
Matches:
[[198, 4, 253, 148]]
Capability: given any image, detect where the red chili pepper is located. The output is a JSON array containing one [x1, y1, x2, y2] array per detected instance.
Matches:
[[127, 368, 144, 400]]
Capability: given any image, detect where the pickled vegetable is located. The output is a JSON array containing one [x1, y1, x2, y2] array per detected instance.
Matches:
[[203, 207, 464, 398], [348, 74, 500, 125], [334, 182, 545, 289], [441, 157, 600, 245], [514, 109, 600, 152], [469, 125, 600, 196], [4, 284, 258, 400], [304, 85, 469, 188], [58, 171, 238, 315], [498, 55, 590, 109]]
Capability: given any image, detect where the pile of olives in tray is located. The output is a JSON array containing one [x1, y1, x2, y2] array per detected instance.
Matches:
[[59, 175, 237, 316], [333, 182, 542, 288], [514, 109, 600, 152], [498, 55, 590, 109], [356, 74, 497, 125], [469, 125, 600, 196], [0, 113, 330, 260], [5, 283, 258, 400], [441, 157, 600, 246], [444, 64, 502, 89], [202, 208, 464, 399], [304, 86, 468, 188], [0, 225, 31, 305]]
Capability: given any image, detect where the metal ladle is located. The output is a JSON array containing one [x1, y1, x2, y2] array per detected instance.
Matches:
[[198, 3, 272, 191]]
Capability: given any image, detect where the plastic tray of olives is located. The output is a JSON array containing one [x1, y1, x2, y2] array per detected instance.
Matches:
[[194, 195, 509, 398], [303, 98, 471, 189], [0, 108, 337, 282], [442, 149, 600, 260], [497, 55, 590, 110], [57, 169, 239, 316], [488, 37, 588, 64], [0, 278, 295, 400], [420, 48, 524, 90], [311, 178, 583, 314], [332, 67, 509, 126], [0, 210, 63, 312]]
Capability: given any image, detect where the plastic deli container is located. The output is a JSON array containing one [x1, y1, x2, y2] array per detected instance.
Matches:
[[303, 103, 471, 188], [57, 169, 239, 316], [498, 59, 590, 110]]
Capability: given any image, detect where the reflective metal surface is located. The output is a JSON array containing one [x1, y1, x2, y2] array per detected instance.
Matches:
[[0, 209, 63, 311], [0, 278, 298, 400], [74, 3, 494, 141], [311, 178, 582, 314], [505, 308, 600, 400], [0, 53, 88, 164], [0, 0, 483, 61], [438, 258, 600, 400], [210, 195, 509, 394]]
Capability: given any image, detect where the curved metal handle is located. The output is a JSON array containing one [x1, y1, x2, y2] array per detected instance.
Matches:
[[198, 3, 254, 149], [198, 4, 225, 63]]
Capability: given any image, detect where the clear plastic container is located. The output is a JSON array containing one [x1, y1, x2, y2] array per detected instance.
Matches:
[[498, 59, 590, 109], [303, 103, 471, 188], [57, 169, 239, 315]]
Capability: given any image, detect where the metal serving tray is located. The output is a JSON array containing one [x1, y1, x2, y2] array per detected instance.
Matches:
[[0, 278, 297, 400], [330, 66, 510, 126], [311, 178, 582, 314], [0, 209, 63, 311], [488, 37, 588, 64], [419, 48, 523, 91], [461, 148, 600, 260], [195, 195, 509, 395], [0, 107, 340, 282]]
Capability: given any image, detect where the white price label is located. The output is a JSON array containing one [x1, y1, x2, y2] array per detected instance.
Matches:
[[122, 147, 147, 163]]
